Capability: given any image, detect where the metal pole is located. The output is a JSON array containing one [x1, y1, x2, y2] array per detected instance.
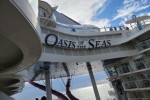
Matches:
[[86, 62, 101, 100], [104, 26, 106, 32], [45, 70, 52, 100], [126, 16, 134, 29]]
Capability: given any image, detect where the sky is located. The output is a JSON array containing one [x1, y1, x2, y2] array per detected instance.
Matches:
[[12, 71, 107, 100], [45, 0, 150, 27], [13, 0, 150, 100]]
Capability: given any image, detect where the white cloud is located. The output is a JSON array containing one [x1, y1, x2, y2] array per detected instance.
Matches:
[[113, 0, 150, 20], [87, 18, 111, 27], [44, 0, 110, 27]]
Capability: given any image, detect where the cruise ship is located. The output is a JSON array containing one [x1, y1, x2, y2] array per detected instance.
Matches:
[[0, 0, 150, 100]]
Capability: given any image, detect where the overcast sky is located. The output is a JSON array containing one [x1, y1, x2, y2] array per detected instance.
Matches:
[[13, 0, 150, 100]]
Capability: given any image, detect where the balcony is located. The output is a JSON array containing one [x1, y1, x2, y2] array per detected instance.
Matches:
[[123, 81, 137, 89], [126, 19, 150, 37], [123, 78, 150, 90], [116, 65, 132, 75], [40, 17, 56, 28], [116, 59, 150, 76], [136, 39, 150, 51], [105, 67, 118, 77], [134, 59, 150, 71], [138, 79, 150, 88]]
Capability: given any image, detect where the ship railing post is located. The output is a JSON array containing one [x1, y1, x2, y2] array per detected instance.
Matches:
[[86, 62, 101, 100], [44, 69, 52, 100]]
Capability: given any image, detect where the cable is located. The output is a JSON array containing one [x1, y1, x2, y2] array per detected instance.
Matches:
[[58, 78, 65, 91], [61, 77, 66, 87]]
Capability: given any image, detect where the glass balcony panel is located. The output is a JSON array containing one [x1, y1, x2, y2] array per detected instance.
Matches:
[[117, 65, 131, 74], [123, 81, 137, 89], [106, 67, 118, 77], [135, 61, 147, 70], [142, 72, 150, 79], [145, 59, 150, 68], [124, 79, 150, 90], [136, 39, 150, 51], [137, 79, 150, 88]]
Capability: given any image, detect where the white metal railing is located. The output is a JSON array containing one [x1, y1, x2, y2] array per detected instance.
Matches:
[[56, 22, 126, 33], [126, 19, 150, 37], [56, 22, 100, 33], [40, 16, 55, 22], [40, 16, 125, 33], [40, 15, 150, 36]]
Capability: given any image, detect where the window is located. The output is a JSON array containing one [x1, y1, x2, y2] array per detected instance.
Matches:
[[134, 57, 146, 70], [106, 66, 117, 76], [141, 72, 150, 79]]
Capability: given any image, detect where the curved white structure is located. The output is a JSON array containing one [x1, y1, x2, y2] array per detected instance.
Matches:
[[0, 0, 42, 75], [0, 0, 41, 96]]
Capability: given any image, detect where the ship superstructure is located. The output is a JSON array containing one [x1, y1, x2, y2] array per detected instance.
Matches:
[[0, 0, 150, 100]]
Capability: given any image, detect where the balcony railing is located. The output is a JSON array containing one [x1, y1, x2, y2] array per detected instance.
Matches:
[[136, 39, 150, 51], [56, 22, 125, 33], [137, 79, 150, 88], [126, 19, 150, 37], [39, 16, 126, 34], [134, 59, 150, 71], [116, 59, 150, 75], [123, 78, 150, 90], [123, 81, 138, 89], [105, 66, 119, 77], [116, 65, 132, 74]]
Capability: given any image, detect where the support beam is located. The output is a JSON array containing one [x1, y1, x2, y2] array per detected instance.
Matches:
[[86, 62, 101, 100], [44, 70, 52, 100]]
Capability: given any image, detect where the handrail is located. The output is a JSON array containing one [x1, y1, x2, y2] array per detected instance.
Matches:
[[56, 22, 125, 33], [40, 17, 56, 23], [40, 16, 125, 33], [40, 15, 150, 37], [125, 22, 150, 37]]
